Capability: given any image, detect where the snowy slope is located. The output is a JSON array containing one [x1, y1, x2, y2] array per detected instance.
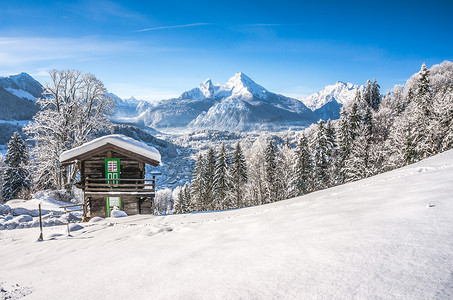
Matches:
[[138, 72, 315, 131], [1, 150, 453, 299]]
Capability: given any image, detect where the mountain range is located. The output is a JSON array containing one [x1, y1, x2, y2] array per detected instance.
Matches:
[[0, 72, 363, 132]]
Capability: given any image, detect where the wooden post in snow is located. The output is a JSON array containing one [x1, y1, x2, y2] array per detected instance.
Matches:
[[38, 203, 43, 241]]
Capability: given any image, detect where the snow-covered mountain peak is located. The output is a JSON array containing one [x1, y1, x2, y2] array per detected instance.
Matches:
[[0, 72, 44, 101], [223, 72, 269, 100], [302, 81, 363, 111], [179, 78, 218, 100]]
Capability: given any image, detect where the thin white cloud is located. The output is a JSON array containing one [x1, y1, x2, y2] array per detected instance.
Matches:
[[135, 23, 212, 32], [0, 36, 141, 67]]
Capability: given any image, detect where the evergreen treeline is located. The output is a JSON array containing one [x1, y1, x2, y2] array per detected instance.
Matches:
[[175, 62, 453, 213]]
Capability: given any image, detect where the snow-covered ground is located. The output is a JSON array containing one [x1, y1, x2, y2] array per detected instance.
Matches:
[[1, 150, 453, 299]]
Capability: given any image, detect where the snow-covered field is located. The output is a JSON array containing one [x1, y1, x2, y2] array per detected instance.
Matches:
[[1, 150, 453, 299]]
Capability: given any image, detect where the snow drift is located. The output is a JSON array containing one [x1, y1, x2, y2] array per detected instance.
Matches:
[[1, 150, 453, 299]]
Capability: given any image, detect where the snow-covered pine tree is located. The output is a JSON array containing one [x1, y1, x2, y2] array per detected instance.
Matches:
[[214, 144, 229, 210], [190, 153, 204, 211], [370, 93, 395, 174], [362, 78, 381, 111], [363, 107, 373, 143], [348, 102, 361, 141], [276, 143, 296, 201], [183, 183, 192, 213], [228, 141, 247, 208], [344, 124, 370, 182], [174, 186, 184, 214], [245, 138, 267, 206], [409, 63, 434, 160], [337, 109, 351, 185], [310, 120, 329, 190], [203, 147, 216, 211], [436, 84, 453, 151], [294, 134, 312, 196], [325, 119, 338, 186], [264, 140, 278, 202], [1, 132, 30, 201]]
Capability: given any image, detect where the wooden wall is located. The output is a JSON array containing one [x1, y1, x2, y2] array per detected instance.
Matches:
[[83, 150, 152, 218], [83, 151, 144, 182]]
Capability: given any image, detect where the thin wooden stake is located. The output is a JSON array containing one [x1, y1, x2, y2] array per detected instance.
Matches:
[[38, 203, 43, 241]]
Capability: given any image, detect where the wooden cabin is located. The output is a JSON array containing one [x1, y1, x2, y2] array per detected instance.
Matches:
[[59, 134, 161, 218]]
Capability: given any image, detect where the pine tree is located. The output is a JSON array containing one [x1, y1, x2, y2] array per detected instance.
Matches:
[[294, 135, 312, 195], [344, 124, 370, 181], [2, 132, 30, 201], [228, 142, 247, 208], [183, 183, 192, 213], [190, 153, 204, 211], [310, 120, 329, 190], [363, 78, 381, 111], [349, 102, 361, 141], [245, 138, 267, 206], [363, 107, 373, 143], [324, 119, 338, 186], [414, 63, 435, 158], [174, 186, 184, 214], [276, 143, 296, 201], [203, 147, 216, 211], [437, 84, 453, 151], [214, 144, 229, 210], [264, 140, 278, 202], [337, 109, 351, 184]]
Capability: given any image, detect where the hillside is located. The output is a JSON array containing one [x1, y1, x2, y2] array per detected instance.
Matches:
[[1, 149, 452, 299], [0, 73, 42, 121]]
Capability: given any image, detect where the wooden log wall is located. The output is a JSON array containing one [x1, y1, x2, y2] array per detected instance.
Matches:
[[83, 150, 152, 218]]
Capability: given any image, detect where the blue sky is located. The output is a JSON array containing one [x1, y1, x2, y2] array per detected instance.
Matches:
[[0, 0, 452, 100]]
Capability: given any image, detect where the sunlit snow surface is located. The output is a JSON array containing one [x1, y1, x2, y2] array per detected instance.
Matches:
[[1, 150, 453, 299]]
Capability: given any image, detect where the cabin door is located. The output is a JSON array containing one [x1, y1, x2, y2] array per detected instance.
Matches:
[[105, 158, 121, 216]]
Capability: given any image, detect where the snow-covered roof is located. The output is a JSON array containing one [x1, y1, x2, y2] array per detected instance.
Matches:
[[59, 134, 161, 165]]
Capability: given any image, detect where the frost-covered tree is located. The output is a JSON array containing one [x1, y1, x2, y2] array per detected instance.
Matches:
[[183, 183, 192, 213], [228, 142, 247, 208], [337, 109, 351, 184], [294, 135, 312, 195], [214, 144, 229, 210], [276, 143, 296, 200], [174, 186, 184, 214], [2, 132, 30, 201], [363, 79, 381, 111], [154, 188, 174, 215], [246, 138, 267, 206], [310, 120, 329, 190], [191, 153, 204, 211], [24, 70, 114, 190], [436, 84, 453, 151], [344, 124, 370, 182], [264, 140, 278, 202], [203, 147, 216, 211], [325, 119, 338, 186]]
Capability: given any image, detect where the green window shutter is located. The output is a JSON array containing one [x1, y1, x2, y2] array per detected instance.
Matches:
[[105, 158, 121, 216]]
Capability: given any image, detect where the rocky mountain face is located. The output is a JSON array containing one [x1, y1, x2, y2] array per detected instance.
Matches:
[[0, 73, 42, 120]]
